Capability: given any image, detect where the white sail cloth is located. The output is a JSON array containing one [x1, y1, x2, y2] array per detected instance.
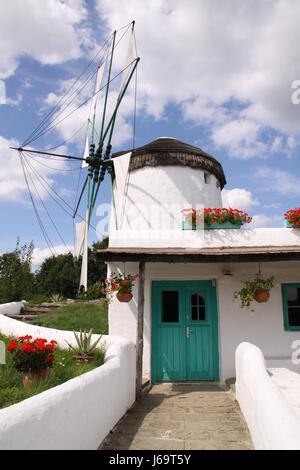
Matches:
[[75, 213, 88, 292], [112, 152, 131, 229], [119, 27, 135, 96], [75, 220, 86, 259], [81, 53, 108, 169]]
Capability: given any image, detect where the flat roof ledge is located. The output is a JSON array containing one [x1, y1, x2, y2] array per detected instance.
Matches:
[[96, 246, 300, 263], [108, 227, 300, 250]]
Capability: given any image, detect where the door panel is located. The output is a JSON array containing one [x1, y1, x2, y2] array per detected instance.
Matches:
[[160, 325, 185, 380], [154, 285, 186, 381], [187, 325, 213, 380], [185, 285, 214, 380], [152, 281, 219, 383]]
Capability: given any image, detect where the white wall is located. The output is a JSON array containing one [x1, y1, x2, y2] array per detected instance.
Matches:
[[112, 165, 222, 231], [236, 342, 300, 450], [0, 301, 25, 316], [108, 259, 300, 383], [109, 226, 300, 248], [0, 314, 136, 450]]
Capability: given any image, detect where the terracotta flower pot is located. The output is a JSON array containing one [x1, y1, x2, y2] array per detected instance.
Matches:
[[72, 355, 95, 363], [117, 291, 133, 302], [23, 367, 51, 389], [254, 288, 270, 303]]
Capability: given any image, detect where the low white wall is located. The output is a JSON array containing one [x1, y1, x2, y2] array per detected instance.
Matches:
[[0, 301, 25, 316], [235, 342, 300, 450], [0, 314, 136, 450]]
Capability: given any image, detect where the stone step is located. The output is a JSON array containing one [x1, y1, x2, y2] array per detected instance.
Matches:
[[23, 307, 51, 314], [4, 314, 37, 322]]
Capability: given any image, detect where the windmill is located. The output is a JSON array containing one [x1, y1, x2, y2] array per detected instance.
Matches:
[[11, 21, 139, 293]]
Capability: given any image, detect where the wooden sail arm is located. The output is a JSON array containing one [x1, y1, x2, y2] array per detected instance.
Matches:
[[10, 147, 87, 162]]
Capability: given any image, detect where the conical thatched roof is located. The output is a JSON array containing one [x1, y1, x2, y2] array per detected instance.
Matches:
[[112, 137, 226, 189]]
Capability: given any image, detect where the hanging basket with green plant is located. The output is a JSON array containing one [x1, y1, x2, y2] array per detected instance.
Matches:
[[104, 272, 138, 303], [234, 273, 275, 311]]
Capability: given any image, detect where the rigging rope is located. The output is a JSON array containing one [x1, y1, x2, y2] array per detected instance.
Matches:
[[19, 152, 57, 256], [22, 152, 97, 231], [23, 61, 136, 148], [23, 23, 134, 148], [22, 35, 113, 147], [22, 157, 69, 249]]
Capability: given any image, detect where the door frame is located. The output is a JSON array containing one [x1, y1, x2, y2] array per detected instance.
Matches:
[[151, 280, 220, 383]]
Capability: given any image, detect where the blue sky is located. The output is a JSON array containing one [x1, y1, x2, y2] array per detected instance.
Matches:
[[1, 0, 300, 267]]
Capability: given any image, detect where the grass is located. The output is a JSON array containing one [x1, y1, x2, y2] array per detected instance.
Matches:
[[30, 302, 108, 335], [0, 333, 106, 410]]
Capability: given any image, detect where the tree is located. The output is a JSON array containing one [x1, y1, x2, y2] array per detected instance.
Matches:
[[35, 252, 80, 299], [35, 237, 109, 299], [88, 237, 109, 285], [0, 239, 34, 303]]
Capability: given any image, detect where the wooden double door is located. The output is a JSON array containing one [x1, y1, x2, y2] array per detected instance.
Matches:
[[151, 280, 219, 382]]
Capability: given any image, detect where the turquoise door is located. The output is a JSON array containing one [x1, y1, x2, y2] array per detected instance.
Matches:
[[151, 281, 219, 383]]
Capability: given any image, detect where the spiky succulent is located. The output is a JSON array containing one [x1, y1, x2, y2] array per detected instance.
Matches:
[[65, 329, 102, 356]]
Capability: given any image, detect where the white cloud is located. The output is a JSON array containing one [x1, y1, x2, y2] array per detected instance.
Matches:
[[251, 214, 273, 228], [222, 188, 259, 211], [0, 80, 5, 104], [0, 0, 89, 79], [96, 0, 300, 157], [256, 166, 300, 196], [32, 244, 73, 269], [251, 214, 282, 228], [0, 135, 68, 201], [212, 118, 267, 159], [41, 74, 136, 152]]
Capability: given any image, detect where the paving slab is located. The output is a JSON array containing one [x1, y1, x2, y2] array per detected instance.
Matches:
[[99, 382, 253, 450]]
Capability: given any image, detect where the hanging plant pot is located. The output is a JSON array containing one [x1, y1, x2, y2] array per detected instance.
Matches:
[[254, 288, 270, 303], [22, 367, 51, 389], [117, 292, 133, 302]]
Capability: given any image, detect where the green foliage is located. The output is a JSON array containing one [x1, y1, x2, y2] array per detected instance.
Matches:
[[26, 294, 51, 305], [0, 333, 105, 410], [31, 303, 108, 335], [35, 252, 80, 299], [65, 329, 103, 357], [50, 293, 64, 303], [234, 273, 275, 309], [0, 238, 34, 303], [35, 237, 108, 299], [86, 281, 104, 300], [0, 236, 108, 302]]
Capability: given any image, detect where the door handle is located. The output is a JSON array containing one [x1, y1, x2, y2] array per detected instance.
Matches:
[[186, 326, 192, 338]]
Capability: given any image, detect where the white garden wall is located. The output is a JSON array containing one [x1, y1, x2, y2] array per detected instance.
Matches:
[[0, 301, 25, 316], [0, 313, 136, 450], [235, 342, 300, 450]]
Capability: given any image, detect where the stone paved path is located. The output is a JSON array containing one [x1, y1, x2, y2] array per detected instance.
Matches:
[[99, 382, 253, 450]]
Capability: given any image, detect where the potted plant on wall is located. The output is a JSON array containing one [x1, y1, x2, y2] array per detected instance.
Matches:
[[234, 272, 275, 311], [204, 208, 252, 229], [104, 272, 138, 303], [284, 208, 300, 228], [7, 335, 57, 389], [182, 207, 252, 230]]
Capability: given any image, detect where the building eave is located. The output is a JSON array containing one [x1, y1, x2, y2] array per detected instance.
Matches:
[[96, 246, 300, 263]]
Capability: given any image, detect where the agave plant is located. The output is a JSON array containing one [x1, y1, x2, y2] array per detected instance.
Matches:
[[65, 329, 102, 358], [50, 293, 64, 303]]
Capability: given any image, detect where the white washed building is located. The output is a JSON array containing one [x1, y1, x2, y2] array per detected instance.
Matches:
[[97, 137, 300, 385]]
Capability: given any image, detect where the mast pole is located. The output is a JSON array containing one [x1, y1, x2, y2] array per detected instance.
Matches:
[[89, 31, 117, 223]]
